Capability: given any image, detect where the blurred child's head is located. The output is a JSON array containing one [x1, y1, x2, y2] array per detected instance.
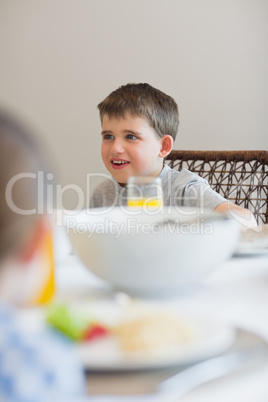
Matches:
[[98, 83, 179, 141], [0, 110, 53, 304]]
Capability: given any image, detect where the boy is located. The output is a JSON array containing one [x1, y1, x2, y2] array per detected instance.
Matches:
[[90, 83, 256, 227], [0, 111, 86, 401]]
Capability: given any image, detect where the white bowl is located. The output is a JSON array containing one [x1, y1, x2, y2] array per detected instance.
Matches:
[[65, 207, 240, 298]]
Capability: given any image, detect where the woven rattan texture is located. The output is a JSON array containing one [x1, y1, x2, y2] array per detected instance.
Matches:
[[166, 151, 268, 224]]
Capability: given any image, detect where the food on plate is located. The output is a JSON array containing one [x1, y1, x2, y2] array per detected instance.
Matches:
[[83, 324, 109, 341], [239, 224, 268, 248], [46, 303, 109, 342], [46, 301, 196, 356], [113, 310, 196, 353]]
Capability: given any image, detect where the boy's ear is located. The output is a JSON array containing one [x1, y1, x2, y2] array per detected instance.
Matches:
[[159, 135, 173, 158]]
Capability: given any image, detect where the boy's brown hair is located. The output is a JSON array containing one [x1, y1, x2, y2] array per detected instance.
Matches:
[[97, 83, 179, 140]]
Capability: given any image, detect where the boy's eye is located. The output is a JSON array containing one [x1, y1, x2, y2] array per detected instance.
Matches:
[[126, 134, 137, 140], [103, 134, 114, 140]]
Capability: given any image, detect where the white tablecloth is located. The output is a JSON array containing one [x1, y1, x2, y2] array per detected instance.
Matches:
[[56, 253, 268, 401]]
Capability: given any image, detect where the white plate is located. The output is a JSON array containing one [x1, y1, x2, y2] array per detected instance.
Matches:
[[17, 302, 235, 372], [76, 313, 235, 371], [235, 224, 268, 256], [234, 247, 268, 256]]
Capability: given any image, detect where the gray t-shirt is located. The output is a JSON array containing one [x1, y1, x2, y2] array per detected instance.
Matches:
[[90, 164, 226, 210]]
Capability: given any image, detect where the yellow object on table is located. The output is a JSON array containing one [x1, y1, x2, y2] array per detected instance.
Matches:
[[127, 198, 163, 208], [32, 229, 55, 305]]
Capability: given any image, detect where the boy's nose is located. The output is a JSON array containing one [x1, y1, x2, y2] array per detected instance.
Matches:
[[110, 139, 124, 154]]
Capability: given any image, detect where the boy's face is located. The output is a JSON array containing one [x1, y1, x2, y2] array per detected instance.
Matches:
[[101, 113, 164, 184]]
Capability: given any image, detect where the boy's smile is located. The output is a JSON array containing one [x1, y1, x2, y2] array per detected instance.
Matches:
[[111, 158, 130, 169], [101, 113, 166, 184]]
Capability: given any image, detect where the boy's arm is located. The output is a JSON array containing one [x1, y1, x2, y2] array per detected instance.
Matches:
[[215, 202, 257, 229]]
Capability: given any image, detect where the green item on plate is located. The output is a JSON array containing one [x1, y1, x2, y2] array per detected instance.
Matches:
[[46, 303, 93, 341]]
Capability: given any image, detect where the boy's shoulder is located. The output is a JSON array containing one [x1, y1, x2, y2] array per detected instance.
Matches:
[[160, 164, 208, 186]]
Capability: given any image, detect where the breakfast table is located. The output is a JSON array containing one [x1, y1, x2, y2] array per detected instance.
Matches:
[[55, 248, 268, 402]]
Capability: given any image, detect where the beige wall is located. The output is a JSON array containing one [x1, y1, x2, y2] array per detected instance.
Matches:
[[0, 0, 267, 208]]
